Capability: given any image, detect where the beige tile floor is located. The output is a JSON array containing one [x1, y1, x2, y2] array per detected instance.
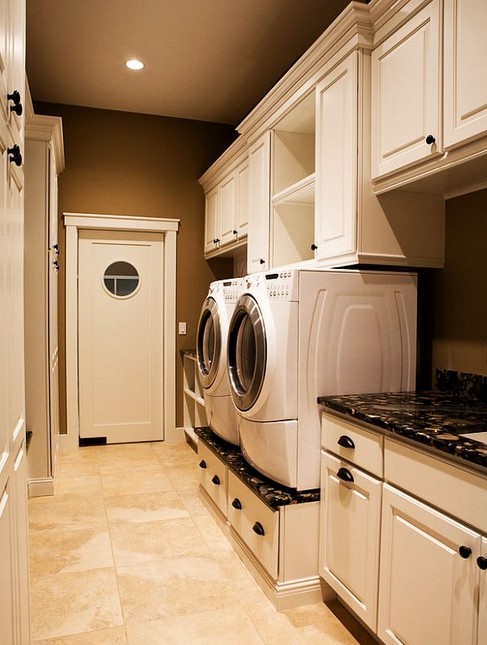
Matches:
[[28, 440, 377, 644]]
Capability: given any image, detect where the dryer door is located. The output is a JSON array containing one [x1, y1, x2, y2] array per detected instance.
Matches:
[[228, 294, 267, 411], [196, 297, 221, 389]]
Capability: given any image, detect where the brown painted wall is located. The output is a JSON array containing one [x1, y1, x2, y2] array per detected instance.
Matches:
[[420, 188, 487, 384], [34, 102, 236, 432]]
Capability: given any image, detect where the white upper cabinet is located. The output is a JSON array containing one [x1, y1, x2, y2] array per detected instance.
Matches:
[[371, 0, 487, 195], [203, 186, 219, 254], [315, 53, 357, 263], [444, 0, 487, 149], [200, 139, 249, 259], [247, 132, 271, 272], [371, 0, 441, 179]]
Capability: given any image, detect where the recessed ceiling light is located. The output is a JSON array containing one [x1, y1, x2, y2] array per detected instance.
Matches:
[[125, 59, 144, 71]]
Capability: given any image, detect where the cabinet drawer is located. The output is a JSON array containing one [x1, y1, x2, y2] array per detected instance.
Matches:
[[227, 471, 279, 579], [197, 443, 227, 516], [384, 438, 487, 533], [322, 413, 383, 477]]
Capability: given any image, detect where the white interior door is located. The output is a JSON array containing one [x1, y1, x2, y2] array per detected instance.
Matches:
[[78, 230, 164, 443]]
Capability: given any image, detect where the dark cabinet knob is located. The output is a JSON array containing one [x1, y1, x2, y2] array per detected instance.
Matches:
[[425, 134, 436, 145], [337, 435, 355, 449], [477, 556, 487, 570], [213, 238, 220, 244], [53, 260, 59, 271], [198, 460, 207, 469], [336, 467, 354, 483], [7, 145, 22, 166], [231, 498, 242, 510], [459, 545, 472, 559], [53, 243, 60, 255], [7, 90, 23, 116], [233, 229, 238, 235], [259, 258, 265, 264], [311, 243, 318, 251], [252, 521, 265, 536], [211, 474, 220, 485]]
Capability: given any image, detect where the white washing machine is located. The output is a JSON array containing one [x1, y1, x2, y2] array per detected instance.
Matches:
[[196, 277, 245, 445], [227, 268, 417, 490]]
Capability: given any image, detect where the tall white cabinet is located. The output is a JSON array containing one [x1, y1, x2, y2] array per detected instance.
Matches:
[[24, 102, 64, 496], [0, 0, 30, 642]]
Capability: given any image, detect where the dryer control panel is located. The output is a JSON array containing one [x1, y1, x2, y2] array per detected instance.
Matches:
[[262, 269, 299, 301], [221, 277, 245, 304]]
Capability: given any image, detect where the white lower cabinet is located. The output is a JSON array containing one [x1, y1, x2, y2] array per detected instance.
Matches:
[[379, 484, 480, 645], [321, 412, 487, 644], [227, 471, 279, 579], [196, 439, 322, 609], [197, 442, 227, 516], [479, 537, 487, 645], [320, 451, 381, 631]]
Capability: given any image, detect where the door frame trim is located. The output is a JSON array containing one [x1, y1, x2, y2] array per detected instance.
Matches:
[[63, 212, 179, 449]]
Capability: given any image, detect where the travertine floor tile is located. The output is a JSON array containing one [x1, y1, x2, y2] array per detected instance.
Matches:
[[125, 606, 264, 644], [100, 465, 174, 496], [29, 497, 108, 532], [53, 475, 103, 497], [104, 490, 189, 524], [30, 568, 123, 641], [32, 625, 128, 644], [109, 516, 211, 566], [29, 527, 113, 577], [116, 556, 238, 624]]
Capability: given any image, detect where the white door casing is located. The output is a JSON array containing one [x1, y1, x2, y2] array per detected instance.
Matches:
[[64, 213, 179, 449], [78, 230, 164, 443]]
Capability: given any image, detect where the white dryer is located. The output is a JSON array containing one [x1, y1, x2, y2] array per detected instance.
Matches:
[[196, 277, 244, 445], [227, 268, 417, 490]]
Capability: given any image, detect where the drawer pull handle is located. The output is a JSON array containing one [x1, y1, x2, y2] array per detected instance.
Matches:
[[336, 467, 354, 483], [252, 521, 265, 536], [477, 556, 487, 570], [337, 435, 355, 449], [198, 460, 207, 469], [211, 474, 221, 486], [459, 546, 472, 559], [231, 498, 242, 510]]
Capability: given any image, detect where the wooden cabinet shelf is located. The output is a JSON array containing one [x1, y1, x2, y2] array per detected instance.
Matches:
[[182, 352, 207, 444]]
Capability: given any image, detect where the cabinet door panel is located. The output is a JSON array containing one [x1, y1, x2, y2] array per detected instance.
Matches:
[[379, 484, 479, 645], [315, 53, 357, 262], [444, 0, 487, 148], [320, 452, 381, 631], [479, 536, 487, 645], [204, 187, 219, 254], [0, 484, 14, 645], [247, 133, 270, 272], [219, 172, 236, 246], [236, 159, 249, 237], [371, 0, 441, 178]]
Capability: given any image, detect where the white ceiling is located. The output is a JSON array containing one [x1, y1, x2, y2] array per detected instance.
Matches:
[[26, 0, 359, 126]]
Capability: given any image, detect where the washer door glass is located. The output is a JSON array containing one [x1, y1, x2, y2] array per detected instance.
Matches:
[[196, 297, 221, 389], [228, 294, 266, 411]]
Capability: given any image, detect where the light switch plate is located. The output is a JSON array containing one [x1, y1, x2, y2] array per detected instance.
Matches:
[[178, 322, 187, 335]]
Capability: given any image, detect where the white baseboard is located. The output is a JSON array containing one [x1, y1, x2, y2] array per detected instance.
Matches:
[[166, 426, 185, 442], [28, 477, 54, 498]]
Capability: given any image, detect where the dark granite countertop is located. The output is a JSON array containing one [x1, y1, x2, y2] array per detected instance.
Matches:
[[195, 426, 320, 509], [318, 370, 487, 474]]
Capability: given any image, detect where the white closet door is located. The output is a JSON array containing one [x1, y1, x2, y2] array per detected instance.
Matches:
[[78, 230, 164, 443]]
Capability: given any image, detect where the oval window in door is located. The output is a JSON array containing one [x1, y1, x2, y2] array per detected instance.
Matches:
[[103, 261, 140, 297]]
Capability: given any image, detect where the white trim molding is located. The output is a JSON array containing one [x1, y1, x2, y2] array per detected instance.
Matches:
[[63, 212, 179, 450]]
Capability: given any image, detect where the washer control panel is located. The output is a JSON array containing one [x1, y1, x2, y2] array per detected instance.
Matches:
[[263, 269, 299, 301]]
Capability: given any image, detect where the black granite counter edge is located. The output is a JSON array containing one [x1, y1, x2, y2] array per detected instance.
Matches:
[[318, 393, 487, 475], [195, 427, 320, 509]]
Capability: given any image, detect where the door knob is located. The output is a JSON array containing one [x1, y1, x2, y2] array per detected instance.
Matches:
[[425, 134, 436, 145], [459, 545, 472, 559], [311, 243, 317, 251], [477, 556, 487, 570], [259, 259, 265, 264]]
